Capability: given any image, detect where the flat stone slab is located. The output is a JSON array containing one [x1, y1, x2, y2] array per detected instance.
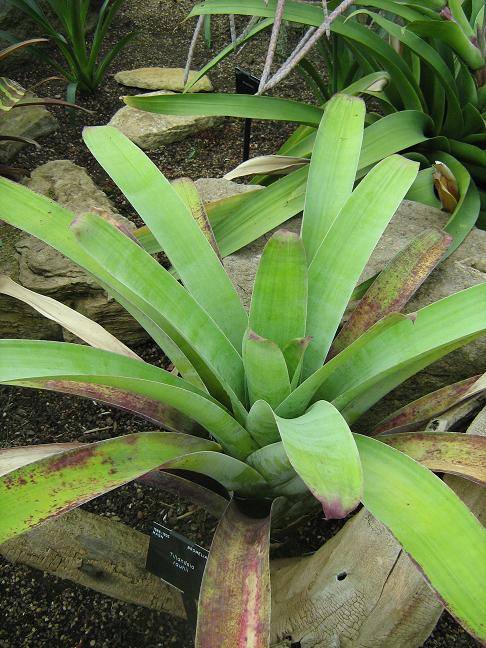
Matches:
[[114, 67, 213, 92], [108, 91, 222, 149]]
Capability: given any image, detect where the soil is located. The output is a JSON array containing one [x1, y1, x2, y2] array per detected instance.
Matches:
[[0, 2, 480, 647]]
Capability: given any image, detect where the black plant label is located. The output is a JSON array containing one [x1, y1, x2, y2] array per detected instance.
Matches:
[[146, 522, 208, 597]]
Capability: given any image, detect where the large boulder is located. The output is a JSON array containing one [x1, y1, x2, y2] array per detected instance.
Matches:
[[114, 67, 213, 93], [108, 91, 223, 150]]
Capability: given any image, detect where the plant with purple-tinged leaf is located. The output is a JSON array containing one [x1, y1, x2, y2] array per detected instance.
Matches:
[[0, 94, 485, 646]]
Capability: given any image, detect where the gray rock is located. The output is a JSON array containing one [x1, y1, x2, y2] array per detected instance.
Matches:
[[108, 91, 223, 149], [114, 67, 213, 93], [194, 177, 262, 204], [25, 160, 132, 221], [0, 99, 58, 162], [0, 1, 37, 44], [0, 161, 145, 345]]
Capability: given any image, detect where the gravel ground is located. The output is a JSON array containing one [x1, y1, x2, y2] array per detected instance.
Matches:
[[0, 1, 480, 646]]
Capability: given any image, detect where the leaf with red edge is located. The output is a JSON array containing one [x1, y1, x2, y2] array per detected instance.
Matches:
[[329, 229, 452, 358], [172, 178, 222, 261], [380, 432, 486, 486], [0, 443, 80, 476], [0, 432, 220, 544], [17, 378, 204, 434], [373, 374, 483, 434], [196, 499, 272, 648]]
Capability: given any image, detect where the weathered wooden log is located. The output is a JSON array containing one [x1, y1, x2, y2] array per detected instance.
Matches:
[[1, 408, 484, 646], [0, 508, 185, 619]]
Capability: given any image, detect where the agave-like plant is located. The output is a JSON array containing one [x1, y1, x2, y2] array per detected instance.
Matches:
[[0, 95, 485, 646], [126, 0, 486, 234], [3, 0, 135, 98]]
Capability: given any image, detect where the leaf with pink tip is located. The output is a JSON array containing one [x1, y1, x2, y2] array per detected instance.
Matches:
[[275, 400, 362, 519], [196, 499, 272, 648]]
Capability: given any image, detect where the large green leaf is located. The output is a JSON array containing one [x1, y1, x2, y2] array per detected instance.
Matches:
[[380, 432, 486, 486], [0, 340, 257, 459], [242, 331, 290, 409], [82, 126, 247, 353], [355, 434, 486, 641], [71, 211, 246, 413], [304, 155, 419, 377], [329, 284, 486, 423], [249, 230, 307, 348], [301, 94, 365, 262], [0, 177, 206, 390], [196, 499, 272, 648], [280, 281, 486, 420], [275, 401, 362, 519], [123, 93, 323, 127], [0, 432, 219, 544]]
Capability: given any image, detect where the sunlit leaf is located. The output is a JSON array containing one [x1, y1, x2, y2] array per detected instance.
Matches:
[[356, 434, 486, 641]]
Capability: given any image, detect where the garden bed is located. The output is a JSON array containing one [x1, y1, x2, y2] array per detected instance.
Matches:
[[0, 1, 481, 646]]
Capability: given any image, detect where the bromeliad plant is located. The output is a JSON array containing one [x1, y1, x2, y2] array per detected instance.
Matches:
[[127, 0, 486, 231], [0, 95, 485, 646], [3, 0, 134, 97]]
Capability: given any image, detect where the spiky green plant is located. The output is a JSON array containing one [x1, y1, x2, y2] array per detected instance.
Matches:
[[3, 0, 134, 96], [0, 95, 485, 646]]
